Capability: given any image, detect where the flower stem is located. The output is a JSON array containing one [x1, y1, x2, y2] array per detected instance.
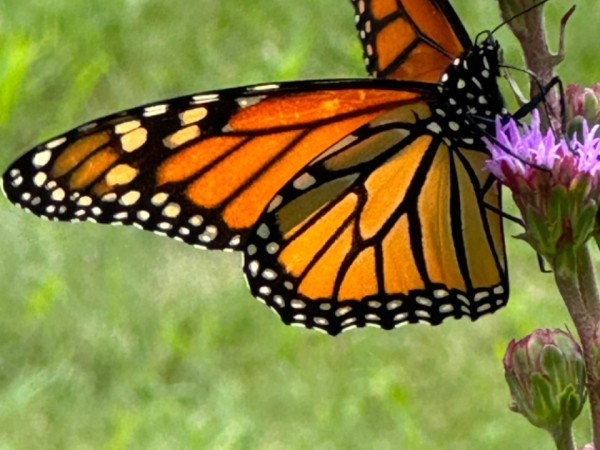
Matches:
[[555, 246, 600, 449], [552, 427, 577, 450], [577, 246, 600, 323]]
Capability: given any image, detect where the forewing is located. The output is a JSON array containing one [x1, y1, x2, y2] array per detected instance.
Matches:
[[243, 104, 507, 335], [352, 0, 472, 81], [2, 80, 429, 250]]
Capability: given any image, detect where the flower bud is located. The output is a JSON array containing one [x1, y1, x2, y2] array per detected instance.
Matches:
[[566, 83, 600, 139], [503, 329, 586, 435]]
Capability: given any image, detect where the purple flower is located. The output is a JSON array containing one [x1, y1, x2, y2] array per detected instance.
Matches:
[[486, 110, 600, 192], [485, 110, 600, 270]]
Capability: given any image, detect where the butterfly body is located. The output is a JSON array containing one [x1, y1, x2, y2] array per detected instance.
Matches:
[[2, 1, 512, 335]]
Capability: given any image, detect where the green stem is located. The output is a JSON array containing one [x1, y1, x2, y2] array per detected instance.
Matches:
[[552, 426, 576, 450], [578, 246, 600, 323], [555, 246, 600, 449]]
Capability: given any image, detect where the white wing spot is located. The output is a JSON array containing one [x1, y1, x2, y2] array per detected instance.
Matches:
[[293, 173, 316, 190], [386, 300, 402, 310], [105, 164, 139, 186], [314, 317, 329, 326], [191, 93, 219, 105], [33, 172, 48, 187], [143, 104, 169, 117], [248, 260, 260, 277], [179, 107, 208, 125], [151, 192, 169, 207], [249, 84, 279, 91], [119, 190, 141, 206], [46, 137, 67, 149], [291, 299, 306, 309], [163, 125, 201, 149], [394, 312, 408, 322], [162, 202, 181, 218], [266, 242, 279, 255], [115, 120, 141, 135], [259, 286, 272, 296], [267, 195, 283, 212], [426, 122, 442, 134], [474, 291, 490, 302], [416, 296, 433, 307], [262, 269, 278, 280], [256, 223, 270, 239], [137, 210, 150, 222], [199, 225, 218, 242], [77, 196, 93, 207], [188, 215, 203, 227], [32, 150, 52, 168], [237, 95, 266, 108], [121, 128, 148, 152], [335, 306, 352, 317], [51, 188, 65, 202], [440, 304, 454, 313]]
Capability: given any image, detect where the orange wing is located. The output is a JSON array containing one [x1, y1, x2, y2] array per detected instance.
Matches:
[[2, 80, 432, 250], [243, 103, 507, 335], [352, 0, 472, 81]]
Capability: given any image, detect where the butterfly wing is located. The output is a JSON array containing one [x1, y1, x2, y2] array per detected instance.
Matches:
[[352, 0, 472, 81], [2, 80, 432, 250], [243, 102, 507, 335]]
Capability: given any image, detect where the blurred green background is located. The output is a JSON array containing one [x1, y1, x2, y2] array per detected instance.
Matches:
[[0, 0, 599, 448]]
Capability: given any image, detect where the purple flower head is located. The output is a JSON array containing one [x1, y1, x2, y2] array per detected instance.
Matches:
[[485, 110, 600, 269], [485, 110, 600, 195]]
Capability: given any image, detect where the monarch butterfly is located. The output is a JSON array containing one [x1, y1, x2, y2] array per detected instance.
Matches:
[[2, 0, 510, 335]]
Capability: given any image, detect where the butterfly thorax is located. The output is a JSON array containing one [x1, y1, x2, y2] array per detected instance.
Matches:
[[429, 36, 505, 145]]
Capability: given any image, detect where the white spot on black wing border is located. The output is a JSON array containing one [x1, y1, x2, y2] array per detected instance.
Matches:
[[242, 213, 509, 336]]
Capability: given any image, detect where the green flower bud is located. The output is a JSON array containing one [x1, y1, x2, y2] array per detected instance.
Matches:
[[503, 329, 586, 437]]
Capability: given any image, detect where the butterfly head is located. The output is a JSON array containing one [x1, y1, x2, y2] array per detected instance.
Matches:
[[434, 32, 505, 137]]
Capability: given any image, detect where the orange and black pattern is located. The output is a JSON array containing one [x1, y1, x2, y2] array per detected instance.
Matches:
[[3, 80, 427, 250], [2, 0, 510, 335], [351, 0, 472, 81]]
